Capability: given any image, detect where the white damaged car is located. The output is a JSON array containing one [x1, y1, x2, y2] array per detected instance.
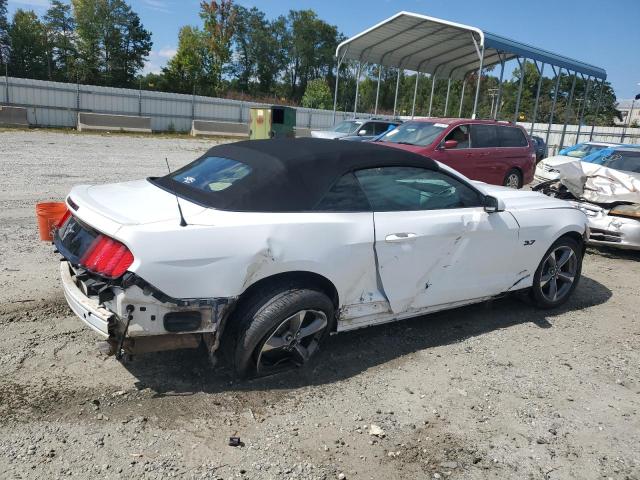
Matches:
[[54, 139, 588, 377]]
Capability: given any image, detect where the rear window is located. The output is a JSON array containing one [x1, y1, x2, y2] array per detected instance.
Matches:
[[170, 156, 252, 193], [498, 126, 528, 147]]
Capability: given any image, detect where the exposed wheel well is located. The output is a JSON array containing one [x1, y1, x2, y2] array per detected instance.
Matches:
[[217, 271, 340, 349], [505, 167, 523, 178], [240, 271, 339, 311], [558, 230, 585, 253]]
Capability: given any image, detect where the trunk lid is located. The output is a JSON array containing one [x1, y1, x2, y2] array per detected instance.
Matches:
[[68, 179, 206, 232]]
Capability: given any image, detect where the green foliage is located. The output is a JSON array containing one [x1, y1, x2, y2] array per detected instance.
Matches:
[[0, 0, 9, 68], [199, 0, 235, 93], [43, 0, 77, 81], [7, 9, 48, 79], [301, 78, 332, 109], [72, 0, 152, 86], [284, 10, 340, 99], [231, 5, 286, 95], [162, 25, 211, 94]]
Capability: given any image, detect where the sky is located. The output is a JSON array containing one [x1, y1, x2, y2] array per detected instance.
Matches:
[[7, 0, 640, 99]]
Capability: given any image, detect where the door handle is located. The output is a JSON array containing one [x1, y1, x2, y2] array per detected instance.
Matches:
[[385, 233, 417, 243]]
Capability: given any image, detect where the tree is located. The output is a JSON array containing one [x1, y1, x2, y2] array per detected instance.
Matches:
[[200, 0, 235, 93], [301, 78, 332, 109], [231, 6, 287, 95], [7, 9, 48, 79], [0, 0, 9, 73], [72, 0, 151, 87], [44, 0, 77, 81], [284, 10, 340, 100], [162, 25, 210, 94]]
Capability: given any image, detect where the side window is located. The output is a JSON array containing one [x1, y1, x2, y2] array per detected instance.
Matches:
[[357, 123, 373, 136], [314, 173, 371, 212], [470, 124, 499, 148], [374, 123, 395, 135], [444, 125, 470, 148], [354, 167, 482, 212], [498, 126, 528, 147]]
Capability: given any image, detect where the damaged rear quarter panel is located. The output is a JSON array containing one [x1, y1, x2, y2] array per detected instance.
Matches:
[[115, 209, 380, 308]]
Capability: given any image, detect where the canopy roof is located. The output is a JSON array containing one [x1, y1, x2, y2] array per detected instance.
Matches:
[[336, 12, 606, 80]]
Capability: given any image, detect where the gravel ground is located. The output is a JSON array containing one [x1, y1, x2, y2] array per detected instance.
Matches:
[[0, 129, 639, 480]]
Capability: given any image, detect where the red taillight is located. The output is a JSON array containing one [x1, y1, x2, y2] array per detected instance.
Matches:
[[56, 209, 71, 228], [80, 234, 134, 279]]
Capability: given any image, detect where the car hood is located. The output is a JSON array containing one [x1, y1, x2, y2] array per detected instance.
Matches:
[[375, 141, 427, 153], [539, 155, 575, 167], [310, 130, 347, 139], [555, 159, 640, 204], [67, 179, 206, 233]]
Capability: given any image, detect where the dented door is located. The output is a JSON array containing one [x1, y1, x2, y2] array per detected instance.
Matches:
[[372, 208, 520, 314]]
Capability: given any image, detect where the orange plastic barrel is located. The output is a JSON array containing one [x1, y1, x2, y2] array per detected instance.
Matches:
[[36, 202, 68, 241]]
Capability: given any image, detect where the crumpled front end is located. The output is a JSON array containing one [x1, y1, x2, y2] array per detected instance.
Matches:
[[571, 202, 640, 250]]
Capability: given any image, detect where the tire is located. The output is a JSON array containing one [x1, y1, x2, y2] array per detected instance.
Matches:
[[227, 282, 334, 378], [529, 236, 583, 309], [503, 169, 523, 189]]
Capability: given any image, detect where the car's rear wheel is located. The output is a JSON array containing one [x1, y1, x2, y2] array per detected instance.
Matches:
[[228, 283, 334, 378], [530, 236, 582, 308], [503, 169, 523, 189]]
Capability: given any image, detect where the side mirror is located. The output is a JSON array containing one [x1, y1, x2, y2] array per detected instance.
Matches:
[[357, 129, 367, 136], [483, 195, 505, 213], [442, 139, 458, 149]]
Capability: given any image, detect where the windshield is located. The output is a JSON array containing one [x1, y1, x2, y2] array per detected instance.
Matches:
[[378, 121, 446, 146], [560, 143, 610, 158], [332, 120, 361, 133], [169, 156, 252, 192]]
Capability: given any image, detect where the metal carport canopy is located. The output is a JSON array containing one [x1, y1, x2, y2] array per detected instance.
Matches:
[[335, 11, 607, 80]]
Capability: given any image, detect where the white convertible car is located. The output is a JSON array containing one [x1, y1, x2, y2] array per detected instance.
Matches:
[[54, 139, 588, 377]]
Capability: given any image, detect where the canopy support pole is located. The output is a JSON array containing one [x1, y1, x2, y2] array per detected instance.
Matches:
[[589, 79, 605, 141], [576, 75, 591, 142], [332, 47, 348, 125], [393, 68, 401, 117], [374, 66, 382, 115], [621, 97, 636, 142], [471, 34, 484, 119], [411, 72, 420, 118], [444, 76, 452, 116], [514, 57, 525, 123], [559, 71, 577, 150], [353, 62, 362, 117], [428, 73, 436, 117], [494, 54, 505, 120], [530, 61, 544, 135], [545, 66, 562, 150], [459, 75, 467, 117]]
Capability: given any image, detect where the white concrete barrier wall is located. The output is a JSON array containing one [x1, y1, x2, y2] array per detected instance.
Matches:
[[0, 105, 29, 127], [191, 120, 248, 137], [77, 112, 151, 133]]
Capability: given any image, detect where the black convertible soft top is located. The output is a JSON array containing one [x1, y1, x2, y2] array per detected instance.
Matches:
[[151, 138, 440, 212]]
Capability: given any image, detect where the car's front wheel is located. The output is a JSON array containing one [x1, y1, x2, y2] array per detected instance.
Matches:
[[228, 283, 334, 378], [530, 236, 583, 308]]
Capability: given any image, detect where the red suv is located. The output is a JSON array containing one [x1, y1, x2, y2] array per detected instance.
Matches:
[[376, 118, 536, 188]]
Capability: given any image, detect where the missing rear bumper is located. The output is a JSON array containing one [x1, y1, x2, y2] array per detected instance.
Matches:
[[59, 261, 236, 356]]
